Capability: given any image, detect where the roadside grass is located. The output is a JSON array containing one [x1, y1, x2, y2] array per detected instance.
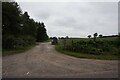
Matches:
[[2, 44, 36, 57], [55, 45, 119, 60], [3, 38, 50, 57], [55, 37, 119, 60]]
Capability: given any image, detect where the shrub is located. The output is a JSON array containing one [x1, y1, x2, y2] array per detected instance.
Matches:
[[3, 35, 36, 49], [3, 35, 15, 49], [61, 38, 118, 55], [89, 48, 103, 55]]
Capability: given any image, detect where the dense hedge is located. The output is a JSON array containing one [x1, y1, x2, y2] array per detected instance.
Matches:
[[61, 38, 119, 55], [2, 35, 36, 49]]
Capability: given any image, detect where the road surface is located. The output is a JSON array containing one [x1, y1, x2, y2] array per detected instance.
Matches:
[[2, 42, 119, 78]]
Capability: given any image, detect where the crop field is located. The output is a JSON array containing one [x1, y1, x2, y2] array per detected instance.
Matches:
[[55, 37, 119, 60]]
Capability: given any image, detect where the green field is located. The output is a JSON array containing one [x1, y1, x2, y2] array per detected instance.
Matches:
[[55, 37, 119, 60]]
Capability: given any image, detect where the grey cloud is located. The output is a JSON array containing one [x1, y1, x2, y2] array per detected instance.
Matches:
[[36, 11, 50, 20], [54, 17, 76, 26], [18, 2, 118, 37]]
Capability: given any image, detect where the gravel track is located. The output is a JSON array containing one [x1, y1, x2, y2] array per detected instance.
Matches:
[[2, 42, 118, 78]]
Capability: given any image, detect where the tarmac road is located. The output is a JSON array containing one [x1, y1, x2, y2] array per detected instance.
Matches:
[[2, 42, 119, 78]]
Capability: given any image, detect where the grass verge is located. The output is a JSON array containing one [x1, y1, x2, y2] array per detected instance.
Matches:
[[2, 44, 36, 57], [55, 45, 119, 60]]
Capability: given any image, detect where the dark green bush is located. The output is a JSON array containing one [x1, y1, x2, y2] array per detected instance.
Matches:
[[89, 48, 103, 55], [3, 35, 36, 49], [3, 35, 15, 49], [62, 39, 118, 55]]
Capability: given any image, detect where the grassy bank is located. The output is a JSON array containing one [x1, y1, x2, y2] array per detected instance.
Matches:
[[55, 37, 119, 60], [2, 44, 36, 57]]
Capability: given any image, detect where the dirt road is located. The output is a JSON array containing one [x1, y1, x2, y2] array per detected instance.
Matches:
[[2, 42, 118, 78]]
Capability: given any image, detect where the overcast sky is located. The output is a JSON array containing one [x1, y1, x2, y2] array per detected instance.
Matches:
[[18, 2, 118, 38]]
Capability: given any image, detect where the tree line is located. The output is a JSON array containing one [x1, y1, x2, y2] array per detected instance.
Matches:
[[87, 33, 119, 39], [2, 2, 49, 49]]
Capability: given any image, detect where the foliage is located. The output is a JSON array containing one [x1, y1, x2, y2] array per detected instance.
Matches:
[[88, 35, 91, 38], [56, 37, 119, 60], [58, 37, 119, 55], [2, 2, 22, 35], [2, 2, 49, 50], [36, 22, 48, 42], [93, 33, 98, 41], [55, 45, 119, 60], [2, 35, 36, 49]]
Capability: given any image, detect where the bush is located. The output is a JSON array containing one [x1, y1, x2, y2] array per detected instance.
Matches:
[[3, 35, 15, 49], [89, 48, 103, 55], [3, 35, 36, 49], [61, 38, 118, 55]]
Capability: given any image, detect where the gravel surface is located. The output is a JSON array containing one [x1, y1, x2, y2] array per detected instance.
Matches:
[[2, 42, 119, 78]]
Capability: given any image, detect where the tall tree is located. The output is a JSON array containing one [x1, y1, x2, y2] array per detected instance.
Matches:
[[2, 2, 22, 36], [93, 33, 98, 41], [36, 22, 48, 42], [88, 35, 91, 38], [2, 1, 49, 49], [21, 12, 37, 37], [2, 2, 23, 49]]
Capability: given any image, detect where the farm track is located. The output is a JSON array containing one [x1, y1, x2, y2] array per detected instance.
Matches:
[[2, 42, 119, 78]]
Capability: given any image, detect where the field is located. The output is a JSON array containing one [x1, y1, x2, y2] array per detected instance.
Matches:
[[55, 37, 119, 60]]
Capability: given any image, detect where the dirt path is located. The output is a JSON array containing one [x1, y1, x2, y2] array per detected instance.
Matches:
[[2, 42, 118, 78]]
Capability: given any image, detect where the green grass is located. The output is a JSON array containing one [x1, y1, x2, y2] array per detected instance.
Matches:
[[55, 37, 119, 60], [55, 45, 119, 60], [2, 44, 36, 57]]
